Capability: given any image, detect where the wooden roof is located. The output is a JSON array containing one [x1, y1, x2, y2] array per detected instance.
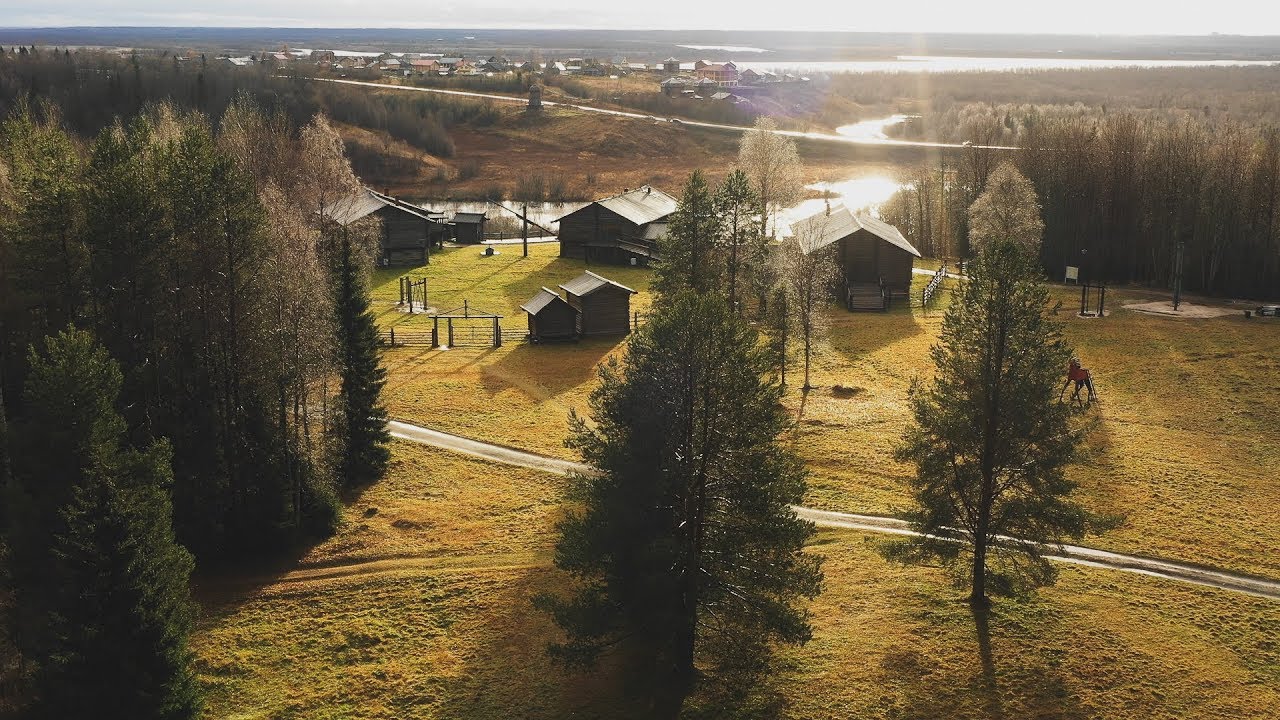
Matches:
[[559, 271, 637, 297], [321, 187, 438, 226], [791, 205, 921, 258], [554, 186, 677, 227], [520, 287, 570, 315]]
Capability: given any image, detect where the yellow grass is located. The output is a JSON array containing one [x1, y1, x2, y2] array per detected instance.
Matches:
[[372, 248, 1280, 578], [192, 441, 1280, 719]]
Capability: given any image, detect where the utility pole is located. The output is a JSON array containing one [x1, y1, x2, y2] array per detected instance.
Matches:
[[1172, 239, 1185, 311]]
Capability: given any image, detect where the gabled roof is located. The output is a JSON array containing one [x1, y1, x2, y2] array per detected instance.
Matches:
[[520, 287, 570, 314], [555, 186, 678, 227], [452, 211, 486, 224], [559, 271, 637, 297], [642, 221, 669, 241], [790, 205, 920, 258], [660, 77, 687, 86], [320, 188, 437, 226]]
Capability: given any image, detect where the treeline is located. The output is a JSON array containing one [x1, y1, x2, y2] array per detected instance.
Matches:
[[0, 49, 502, 162], [883, 111, 1280, 298], [821, 64, 1280, 131], [1, 97, 391, 714]]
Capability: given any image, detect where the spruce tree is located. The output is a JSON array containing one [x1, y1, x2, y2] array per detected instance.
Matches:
[[653, 171, 722, 296], [538, 292, 821, 715], [331, 232, 390, 489], [12, 328, 200, 719], [892, 239, 1092, 605], [715, 169, 765, 312]]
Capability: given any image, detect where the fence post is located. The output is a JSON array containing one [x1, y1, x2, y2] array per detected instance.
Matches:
[[390, 326, 396, 346], [494, 317, 502, 348], [447, 318, 454, 347], [431, 317, 439, 348]]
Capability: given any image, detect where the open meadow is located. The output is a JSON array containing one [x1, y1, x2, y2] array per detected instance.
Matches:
[[189, 241, 1280, 715], [192, 443, 1280, 718]]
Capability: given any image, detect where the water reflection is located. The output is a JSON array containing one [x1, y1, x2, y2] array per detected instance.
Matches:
[[777, 175, 904, 235], [835, 114, 917, 142]]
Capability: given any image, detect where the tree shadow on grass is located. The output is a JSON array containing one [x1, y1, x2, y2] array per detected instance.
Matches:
[[436, 564, 641, 720], [879, 600, 1088, 720], [826, 304, 929, 364], [486, 337, 621, 402]]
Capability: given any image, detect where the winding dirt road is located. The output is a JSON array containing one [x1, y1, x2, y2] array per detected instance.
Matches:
[[388, 419, 1280, 601], [313, 78, 1018, 151]]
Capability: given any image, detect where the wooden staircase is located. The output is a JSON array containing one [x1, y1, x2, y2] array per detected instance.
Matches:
[[846, 282, 888, 312]]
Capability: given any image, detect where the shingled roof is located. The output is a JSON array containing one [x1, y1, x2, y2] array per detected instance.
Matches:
[[555, 186, 678, 227], [790, 205, 921, 258], [520, 287, 568, 315], [559, 271, 637, 297], [320, 187, 438, 226]]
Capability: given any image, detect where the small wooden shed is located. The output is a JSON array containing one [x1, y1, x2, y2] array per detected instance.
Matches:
[[559, 271, 636, 336], [451, 212, 488, 244], [520, 287, 579, 343]]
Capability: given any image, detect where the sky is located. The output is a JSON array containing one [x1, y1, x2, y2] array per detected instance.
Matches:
[[2, 0, 1277, 36]]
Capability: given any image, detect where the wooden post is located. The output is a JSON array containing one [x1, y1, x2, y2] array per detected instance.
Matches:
[[447, 318, 454, 347], [390, 326, 396, 346], [493, 317, 501, 348], [431, 317, 439, 348], [424, 218, 431, 265], [464, 299, 469, 318], [522, 202, 529, 258], [399, 277, 405, 305], [1099, 285, 1106, 316]]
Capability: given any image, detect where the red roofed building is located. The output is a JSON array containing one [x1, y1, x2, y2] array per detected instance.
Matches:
[[694, 60, 738, 87]]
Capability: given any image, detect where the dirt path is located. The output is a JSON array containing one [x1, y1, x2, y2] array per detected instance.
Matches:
[[315, 78, 1017, 151], [389, 420, 1280, 601]]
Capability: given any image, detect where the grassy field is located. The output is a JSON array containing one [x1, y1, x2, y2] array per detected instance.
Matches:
[[192, 441, 1280, 719], [370, 243, 1280, 578]]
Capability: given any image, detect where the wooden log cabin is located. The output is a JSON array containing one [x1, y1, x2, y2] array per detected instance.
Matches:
[[520, 287, 579, 343], [555, 186, 678, 265], [792, 205, 921, 311], [559, 272, 637, 336], [450, 212, 488, 244], [321, 188, 447, 266]]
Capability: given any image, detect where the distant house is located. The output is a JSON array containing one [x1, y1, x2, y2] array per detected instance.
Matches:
[[710, 91, 731, 101], [310, 50, 336, 64], [555, 186, 679, 265], [450, 211, 488, 244], [410, 58, 439, 74], [518, 61, 538, 72], [520, 288, 579, 343], [739, 68, 763, 85], [790, 205, 921, 311], [437, 57, 464, 72], [695, 61, 738, 87], [663, 56, 681, 74], [559, 272, 637, 336], [321, 188, 447, 266], [380, 58, 401, 71], [660, 76, 688, 96]]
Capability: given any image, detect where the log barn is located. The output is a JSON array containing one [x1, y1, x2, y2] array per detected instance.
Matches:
[[321, 188, 447, 266], [792, 205, 921, 311], [520, 287, 579, 343], [451, 212, 488, 244], [559, 272, 637, 336], [555, 186, 677, 265]]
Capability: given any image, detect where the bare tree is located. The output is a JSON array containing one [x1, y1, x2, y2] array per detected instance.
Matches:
[[779, 215, 840, 392], [738, 117, 804, 239], [968, 161, 1044, 255]]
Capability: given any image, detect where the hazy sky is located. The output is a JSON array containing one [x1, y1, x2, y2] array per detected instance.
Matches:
[[2, 0, 1276, 35]]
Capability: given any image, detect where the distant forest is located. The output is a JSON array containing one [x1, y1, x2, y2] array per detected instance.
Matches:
[[3, 48, 1278, 298]]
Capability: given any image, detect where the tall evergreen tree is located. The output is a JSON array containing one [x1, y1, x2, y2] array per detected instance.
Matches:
[[715, 169, 765, 313], [653, 171, 722, 296], [11, 328, 200, 719], [537, 292, 821, 715], [331, 231, 389, 489], [891, 238, 1092, 605]]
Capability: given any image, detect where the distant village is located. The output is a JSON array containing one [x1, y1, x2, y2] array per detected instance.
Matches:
[[216, 48, 809, 105]]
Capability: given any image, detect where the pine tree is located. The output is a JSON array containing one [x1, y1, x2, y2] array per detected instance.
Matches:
[[653, 171, 722, 296], [537, 292, 821, 715], [891, 239, 1092, 605], [331, 231, 390, 489], [12, 328, 200, 719], [715, 169, 765, 312]]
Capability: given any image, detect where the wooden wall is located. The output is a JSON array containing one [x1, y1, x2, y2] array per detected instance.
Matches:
[[567, 286, 632, 336], [558, 205, 648, 264], [528, 301, 579, 342]]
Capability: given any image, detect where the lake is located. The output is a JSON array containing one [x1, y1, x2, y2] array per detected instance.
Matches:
[[732, 55, 1280, 74]]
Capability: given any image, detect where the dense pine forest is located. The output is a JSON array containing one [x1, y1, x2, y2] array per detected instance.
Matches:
[[0, 85, 392, 715]]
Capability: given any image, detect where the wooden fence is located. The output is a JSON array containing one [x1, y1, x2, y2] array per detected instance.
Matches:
[[920, 264, 947, 314]]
